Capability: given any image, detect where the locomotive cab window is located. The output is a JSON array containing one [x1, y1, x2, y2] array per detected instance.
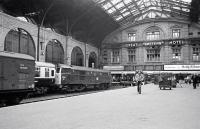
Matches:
[[51, 70, 55, 76], [35, 67, 40, 77], [56, 68, 60, 73], [35, 67, 40, 72]]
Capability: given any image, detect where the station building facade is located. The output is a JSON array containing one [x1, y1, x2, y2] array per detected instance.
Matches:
[[101, 18, 200, 73]]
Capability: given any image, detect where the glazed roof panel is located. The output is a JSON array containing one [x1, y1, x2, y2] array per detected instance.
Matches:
[[93, 0, 191, 25]]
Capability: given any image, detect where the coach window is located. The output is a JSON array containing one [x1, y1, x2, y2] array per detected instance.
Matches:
[[192, 44, 200, 61], [172, 45, 181, 61]]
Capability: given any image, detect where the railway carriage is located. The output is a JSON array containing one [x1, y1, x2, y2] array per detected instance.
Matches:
[[55, 64, 112, 92], [0, 51, 35, 105]]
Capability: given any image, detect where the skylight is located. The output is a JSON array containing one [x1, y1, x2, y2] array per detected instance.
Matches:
[[94, 0, 191, 25]]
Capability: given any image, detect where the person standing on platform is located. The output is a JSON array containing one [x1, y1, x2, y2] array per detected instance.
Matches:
[[191, 74, 198, 89]]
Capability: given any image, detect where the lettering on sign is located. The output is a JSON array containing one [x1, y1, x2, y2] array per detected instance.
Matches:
[[164, 65, 200, 70], [126, 43, 137, 47], [181, 65, 200, 69], [20, 64, 28, 70], [143, 41, 164, 46], [169, 40, 184, 45]]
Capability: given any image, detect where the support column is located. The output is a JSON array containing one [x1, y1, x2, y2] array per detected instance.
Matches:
[[121, 47, 128, 65], [182, 44, 190, 64], [162, 45, 171, 64]]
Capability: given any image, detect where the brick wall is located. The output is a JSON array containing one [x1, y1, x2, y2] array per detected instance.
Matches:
[[0, 12, 99, 67]]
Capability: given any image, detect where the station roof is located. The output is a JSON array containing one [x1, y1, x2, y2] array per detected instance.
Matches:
[[93, 0, 192, 25], [0, 0, 119, 47], [0, 0, 199, 47]]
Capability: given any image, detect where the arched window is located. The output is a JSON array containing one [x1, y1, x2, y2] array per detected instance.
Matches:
[[45, 39, 64, 64], [71, 46, 84, 66], [4, 28, 35, 58], [88, 52, 97, 68]]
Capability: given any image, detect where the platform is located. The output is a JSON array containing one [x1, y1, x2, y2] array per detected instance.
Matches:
[[0, 83, 200, 129]]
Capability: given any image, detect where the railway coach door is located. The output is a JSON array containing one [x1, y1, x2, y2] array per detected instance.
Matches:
[[1, 61, 17, 90], [0, 61, 13, 90]]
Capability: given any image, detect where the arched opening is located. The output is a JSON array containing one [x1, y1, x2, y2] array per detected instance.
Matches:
[[45, 39, 64, 64], [4, 28, 35, 57], [88, 52, 97, 68], [71, 46, 84, 66]]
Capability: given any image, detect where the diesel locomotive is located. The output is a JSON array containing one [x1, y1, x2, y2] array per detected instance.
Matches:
[[35, 62, 112, 93], [55, 64, 112, 92]]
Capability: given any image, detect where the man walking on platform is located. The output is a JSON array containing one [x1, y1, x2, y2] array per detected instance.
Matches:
[[135, 70, 145, 94]]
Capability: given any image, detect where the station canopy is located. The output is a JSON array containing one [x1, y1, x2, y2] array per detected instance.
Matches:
[[93, 0, 191, 25]]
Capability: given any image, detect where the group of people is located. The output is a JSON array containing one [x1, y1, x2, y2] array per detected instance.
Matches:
[[158, 73, 199, 89], [134, 72, 200, 93]]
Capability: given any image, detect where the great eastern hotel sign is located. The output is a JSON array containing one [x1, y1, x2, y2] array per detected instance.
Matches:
[[164, 65, 200, 70]]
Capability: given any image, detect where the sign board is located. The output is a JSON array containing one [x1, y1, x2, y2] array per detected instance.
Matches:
[[169, 40, 184, 45], [164, 65, 200, 70], [103, 66, 124, 71]]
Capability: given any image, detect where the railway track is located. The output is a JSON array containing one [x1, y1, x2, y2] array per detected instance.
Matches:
[[0, 85, 126, 108]]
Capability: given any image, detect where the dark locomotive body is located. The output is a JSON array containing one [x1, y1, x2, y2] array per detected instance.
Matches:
[[0, 51, 35, 105], [55, 64, 112, 92]]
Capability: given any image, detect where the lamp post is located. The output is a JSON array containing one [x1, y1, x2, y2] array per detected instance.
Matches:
[[37, 1, 55, 61]]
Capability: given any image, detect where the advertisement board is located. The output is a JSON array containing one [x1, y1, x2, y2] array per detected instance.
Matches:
[[164, 65, 200, 70]]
